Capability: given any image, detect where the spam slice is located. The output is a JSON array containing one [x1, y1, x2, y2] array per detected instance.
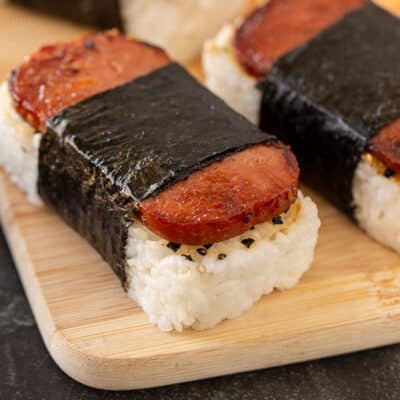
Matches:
[[234, 0, 365, 77], [140, 143, 298, 244], [10, 30, 171, 131], [367, 119, 400, 173], [0, 32, 320, 331]]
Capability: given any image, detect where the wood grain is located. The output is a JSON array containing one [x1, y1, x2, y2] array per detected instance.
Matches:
[[1, 0, 400, 390]]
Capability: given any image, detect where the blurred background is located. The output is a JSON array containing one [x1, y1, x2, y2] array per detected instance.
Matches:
[[0, 0, 398, 78]]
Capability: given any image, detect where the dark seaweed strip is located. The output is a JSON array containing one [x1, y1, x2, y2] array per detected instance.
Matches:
[[47, 63, 271, 204], [39, 63, 272, 286], [259, 3, 400, 214], [10, 0, 123, 30]]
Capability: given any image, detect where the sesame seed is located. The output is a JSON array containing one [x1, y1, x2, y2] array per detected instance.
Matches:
[[272, 215, 284, 225], [85, 38, 96, 49], [241, 238, 255, 248], [167, 242, 181, 252], [198, 265, 206, 273], [243, 213, 252, 223], [384, 168, 395, 178], [197, 248, 207, 256]]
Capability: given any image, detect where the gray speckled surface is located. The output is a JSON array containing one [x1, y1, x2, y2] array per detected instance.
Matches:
[[1, 228, 399, 400]]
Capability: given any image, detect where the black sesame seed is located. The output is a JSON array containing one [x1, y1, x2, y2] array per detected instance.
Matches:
[[243, 213, 253, 223], [203, 244, 213, 249], [272, 215, 284, 225], [85, 38, 96, 49], [182, 254, 193, 262], [241, 238, 255, 248], [384, 168, 395, 178], [167, 242, 181, 252], [250, 226, 255, 231], [217, 253, 227, 260], [197, 248, 207, 256]]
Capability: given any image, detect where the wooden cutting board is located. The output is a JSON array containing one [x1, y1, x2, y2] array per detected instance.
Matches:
[[2, 1, 400, 391]]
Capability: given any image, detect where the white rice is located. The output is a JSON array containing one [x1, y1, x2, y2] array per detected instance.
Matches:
[[119, 0, 247, 62], [353, 157, 400, 253], [0, 78, 320, 332], [203, 24, 260, 124], [0, 81, 41, 204], [126, 193, 320, 331]]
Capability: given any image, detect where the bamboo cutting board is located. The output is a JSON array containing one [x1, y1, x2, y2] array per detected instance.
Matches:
[[2, 1, 400, 391]]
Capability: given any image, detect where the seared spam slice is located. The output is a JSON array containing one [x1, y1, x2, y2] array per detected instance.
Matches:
[[9, 30, 171, 131], [140, 143, 298, 244], [368, 119, 400, 173], [234, 0, 365, 77]]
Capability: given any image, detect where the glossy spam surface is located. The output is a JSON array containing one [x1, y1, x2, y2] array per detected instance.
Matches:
[[234, 0, 364, 77], [9, 30, 170, 131], [140, 143, 298, 244], [368, 119, 400, 172]]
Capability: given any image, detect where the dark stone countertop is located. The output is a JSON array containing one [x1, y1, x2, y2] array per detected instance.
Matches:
[[1, 228, 399, 400]]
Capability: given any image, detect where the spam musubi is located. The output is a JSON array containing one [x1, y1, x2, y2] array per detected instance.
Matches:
[[204, 1, 400, 253], [0, 31, 320, 331]]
